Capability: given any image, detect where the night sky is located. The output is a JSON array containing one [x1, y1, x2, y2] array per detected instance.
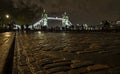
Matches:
[[0, 0, 120, 25]]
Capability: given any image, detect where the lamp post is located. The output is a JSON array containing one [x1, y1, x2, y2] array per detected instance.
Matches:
[[5, 14, 10, 29]]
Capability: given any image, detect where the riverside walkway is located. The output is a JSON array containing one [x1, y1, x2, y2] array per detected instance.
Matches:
[[0, 32, 15, 74], [14, 31, 120, 74], [0, 31, 120, 74]]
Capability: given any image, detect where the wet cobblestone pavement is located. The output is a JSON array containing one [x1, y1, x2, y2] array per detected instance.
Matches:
[[15, 31, 120, 74], [0, 32, 15, 73]]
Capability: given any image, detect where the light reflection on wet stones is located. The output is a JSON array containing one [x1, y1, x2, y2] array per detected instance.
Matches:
[[87, 64, 110, 71], [16, 32, 120, 74], [38, 58, 53, 67], [44, 61, 71, 69]]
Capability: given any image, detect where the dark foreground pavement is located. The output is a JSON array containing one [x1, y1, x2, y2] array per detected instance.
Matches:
[[13, 31, 120, 74], [0, 32, 15, 74]]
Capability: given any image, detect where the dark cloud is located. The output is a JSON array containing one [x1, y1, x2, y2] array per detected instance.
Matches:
[[0, 0, 120, 24]]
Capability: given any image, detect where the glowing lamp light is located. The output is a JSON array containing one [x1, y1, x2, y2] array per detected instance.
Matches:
[[56, 17, 58, 19], [5, 14, 10, 19]]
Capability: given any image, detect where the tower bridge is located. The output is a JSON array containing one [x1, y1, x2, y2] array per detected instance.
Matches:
[[29, 11, 73, 29]]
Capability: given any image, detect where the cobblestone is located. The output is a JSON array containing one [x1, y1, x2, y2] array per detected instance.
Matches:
[[14, 32, 120, 74], [0, 32, 15, 74], [71, 61, 93, 69]]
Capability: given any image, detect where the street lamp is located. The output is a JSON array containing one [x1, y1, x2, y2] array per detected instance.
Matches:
[[5, 14, 10, 19], [5, 14, 10, 28]]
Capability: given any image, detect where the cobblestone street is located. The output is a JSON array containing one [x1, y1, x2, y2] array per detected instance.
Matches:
[[0, 32, 15, 74], [15, 31, 120, 74]]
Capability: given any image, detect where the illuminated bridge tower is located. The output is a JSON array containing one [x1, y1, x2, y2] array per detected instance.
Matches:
[[62, 12, 71, 28], [41, 10, 48, 27]]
